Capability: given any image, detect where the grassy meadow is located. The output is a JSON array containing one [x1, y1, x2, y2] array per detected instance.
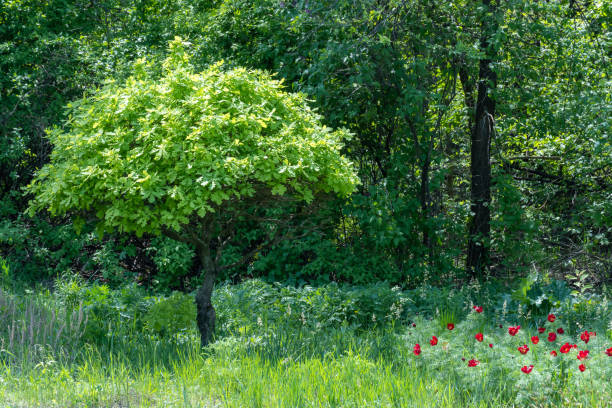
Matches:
[[1, 277, 611, 407]]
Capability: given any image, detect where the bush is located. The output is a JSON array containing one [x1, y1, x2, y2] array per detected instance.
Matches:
[[144, 292, 196, 338]]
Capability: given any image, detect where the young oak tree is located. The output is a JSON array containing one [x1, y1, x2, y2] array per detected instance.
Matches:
[[27, 38, 359, 346]]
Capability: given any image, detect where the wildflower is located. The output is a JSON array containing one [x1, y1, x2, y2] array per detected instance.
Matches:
[[413, 344, 421, 356], [580, 331, 590, 344], [556, 327, 564, 334], [489, 343, 493, 348], [412, 323, 417, 328], [606, 347, 612, 356], [550, 350, 558, 357], [560, 343, 572, 354], [548, 332, 557, 342], [531, 336, 539, 345], [468, 359, 479, 367], [518, 345, 529, 355], [473, 306, 483, 313], [579, 364, 586, 372], [447, 323, 455, 330], [538, 327, 546, 334], [430, 336, 438, 346], [577, 350, 589, 361], [475, 333, 483, 342], [521, 365, 534, 374], [547, 314, 556, 323], [508, 326, 520, 336]]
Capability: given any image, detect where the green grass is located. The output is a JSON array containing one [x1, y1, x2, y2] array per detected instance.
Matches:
[[1, 279, 611, 407]]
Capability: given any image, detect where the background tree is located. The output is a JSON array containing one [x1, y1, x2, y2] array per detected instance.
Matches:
[[26, 39, 359, 345]]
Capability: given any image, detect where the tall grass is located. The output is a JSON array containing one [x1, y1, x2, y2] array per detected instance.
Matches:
[[1, 279, 611, 407], [0, 289, 87, 367]]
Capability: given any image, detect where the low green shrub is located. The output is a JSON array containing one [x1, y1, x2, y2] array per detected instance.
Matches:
[[144, 292, 196, 338]]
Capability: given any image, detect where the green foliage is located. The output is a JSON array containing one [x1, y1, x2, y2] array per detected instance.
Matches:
[[0, 256, 10, 289], [54, 276, 153, 344], [27, 38, 358, 240], [146, 237, 194, 290], [1, 279, 611, 406], [510, 273, 571, 318], [144, 292, 196, 338], [214, 280, 412, 336]]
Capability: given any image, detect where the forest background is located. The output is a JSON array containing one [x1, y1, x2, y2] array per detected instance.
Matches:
[[1, 0, 609, 289]]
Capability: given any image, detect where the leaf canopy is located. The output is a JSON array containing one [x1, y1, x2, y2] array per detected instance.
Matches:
[[27, 38, 359, 237]]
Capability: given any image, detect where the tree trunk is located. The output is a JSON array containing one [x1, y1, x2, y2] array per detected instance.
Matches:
[[195, 245, 217, 347], [467, 0, 497, 277]]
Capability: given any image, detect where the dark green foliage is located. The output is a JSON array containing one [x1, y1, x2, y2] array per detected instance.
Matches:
[[1, 0, 610, 291], [214, 280, 412, 337], [144, 292, 196, 338], [146, 237, 194, 291]]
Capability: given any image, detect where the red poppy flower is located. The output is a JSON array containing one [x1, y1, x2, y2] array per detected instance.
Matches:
[[606, 347, 612, 357], [475, 333, 483, 342], [538, 327, 546, 334], [531, 336, 539, 345], [577, 350, 589, 361], [547, 332, 557, 342], [550, 350, 557, 357], [518, 345, 529, 354], [580, 331, 590, 344], [447, 323, 455, 330], [556, 327, 564, 334], [508, 326, 521, 336], [579, 364, 586, 372], [489, 343, 493, 348], [430, 336, 438, 346], [547, 314, 556, 323], [521, 365, 534, 374], [413, 344, 421, 356], [473, 306, 483, 313], [560, 343, 572, 354], [468, 359, 479, 367], [412, 323, 417, 328]]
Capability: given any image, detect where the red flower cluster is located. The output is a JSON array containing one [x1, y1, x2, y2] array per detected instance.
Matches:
[[413, 344, 422, 356], [548, 332, 557, 342], [548, 314, 556, 323], [556, 327, 564, 334], [472, 305, 483, 313], [475, 333, 483, 342], [468, 359, 479, 367], [538, 327, 546, 334], [521, 365, 534, 374], [606, 347, 612, 357], [430, 336, 438, 346], [518, 345, 529, 355], [531, 336, 539, 345], [579, 364, 586, 372], [580, 331, 596, 344], [580, 331, 590, 344], [508, 325, 520, 336], [447, 323, 455, 331], [560, 342, 577, 354], [550, 350, 558, 357], [577, 350, 589, 361]]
